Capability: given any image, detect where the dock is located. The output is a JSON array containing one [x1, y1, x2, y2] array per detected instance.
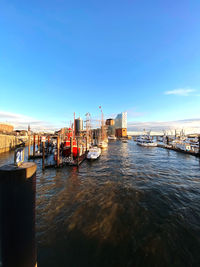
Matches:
[[157, 143, 200, 157]]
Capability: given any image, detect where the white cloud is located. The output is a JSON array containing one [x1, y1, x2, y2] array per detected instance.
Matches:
[[127, 118, 200, 135], [0, 110, 60, 132], [164, 88, 196, 96]]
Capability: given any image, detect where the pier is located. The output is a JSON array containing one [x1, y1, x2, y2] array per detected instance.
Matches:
[[157, 143, 200, 157]]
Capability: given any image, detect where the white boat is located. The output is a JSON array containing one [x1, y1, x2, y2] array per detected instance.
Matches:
[[98, 141, 108, 149], [108, 135, 117, 141], [137, 135, 157, 147], [87, 147, 101, 160]]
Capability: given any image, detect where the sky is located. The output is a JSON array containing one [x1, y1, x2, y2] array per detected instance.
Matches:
[[0, 0, 200, 132]]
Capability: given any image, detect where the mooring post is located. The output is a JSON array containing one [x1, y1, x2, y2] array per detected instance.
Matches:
[[198, 135, 200, 156], [0, 162, 37, 267], [70, 136, 73, 157], [166, 136, 169, 145], [33, 135, 36, 157], [57, 135, 60, 167], [48, 136, 50, 154], [77, 138, 79, 166], [28, 135, 31, 159], [37, 135, 40, 153], [42, 141, 45, 171]]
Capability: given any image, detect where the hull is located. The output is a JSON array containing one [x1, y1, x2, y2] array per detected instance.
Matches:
[[137, 142, 157, 147], [98, 142, 108, 149], [62, 140, 80, 158], [87, 147, 101, 160], [108, 136, 117, 141]]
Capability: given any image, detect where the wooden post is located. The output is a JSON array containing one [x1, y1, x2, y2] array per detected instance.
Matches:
[[33, 135, 35, 157], [166, 136, 169, 145], [198, 136, 200, 155], [42, 141, 45, 171], [38, 135, 40, 153], [48, 136, 50, 154], [57, 135, 60, 167], [77, 138, 79, 166], [70, 136, 73, 157], [28, 135, 30, 159], [86, 137, 88, 152], [0, 162, 37, 267]]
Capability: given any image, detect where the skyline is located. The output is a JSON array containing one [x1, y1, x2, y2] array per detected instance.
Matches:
[[1, 0, 200, 132], [1, 110, 200, 135]]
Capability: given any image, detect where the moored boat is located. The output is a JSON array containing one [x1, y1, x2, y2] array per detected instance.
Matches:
[[137, 133, 157, 147], [108, 135, 117, 141], [87, 147, 101, 160], [98, 141, 108, 149]]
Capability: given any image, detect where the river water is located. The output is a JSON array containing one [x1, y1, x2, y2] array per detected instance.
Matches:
[[1, 140, 200, 267]]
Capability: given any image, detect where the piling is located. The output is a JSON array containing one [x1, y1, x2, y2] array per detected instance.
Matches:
[[198, 136, 200, 156], [42, 142, 45, 171], [57, 135, 60, 167], [166, 136, 169, 145], [33, 135, 36, 157], [38, 135, 40, 152], [70, 136, 73, 157], [48, 136, 50, 153], [28, 135, 31, 158], [77, 138, 79, 166], [0, 162, 37, 267], [86, 137, 88, 152]]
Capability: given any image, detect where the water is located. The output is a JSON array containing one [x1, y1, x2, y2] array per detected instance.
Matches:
[[1, 141, 200, 267]]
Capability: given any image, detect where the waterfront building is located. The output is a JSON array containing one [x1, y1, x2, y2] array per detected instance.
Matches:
[[0, 123, 14, 134], [106, 119, 115, 136], [75, 117, 83, 134], [115, 112, 127, 137], [106, 119, 115, 126]]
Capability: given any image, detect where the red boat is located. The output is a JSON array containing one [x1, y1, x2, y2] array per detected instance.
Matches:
[[62, 128, 80, 158]]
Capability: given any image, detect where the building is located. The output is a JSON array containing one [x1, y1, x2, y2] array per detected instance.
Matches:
[[0, 123, 14, 134], [75, 117, 83, 134], [106, 119, 115, 136], [106, 119, 115, 126], [115, 112, 127, 138]]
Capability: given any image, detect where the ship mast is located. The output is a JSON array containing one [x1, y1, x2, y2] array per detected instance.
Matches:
[[85, 112, 91, 141], [99, 106, 105, 140], [74, 112, 76, 137]]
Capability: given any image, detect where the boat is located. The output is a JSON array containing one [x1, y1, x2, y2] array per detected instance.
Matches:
[[87, 147, 101, 160], [98, 141, 108, 149], [108, 135, 117, 141], [137, 133, 157, 147], [122, 139, 128, 143]]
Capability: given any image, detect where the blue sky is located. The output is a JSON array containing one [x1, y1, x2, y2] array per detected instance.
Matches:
[[0, 0, 200, 130]]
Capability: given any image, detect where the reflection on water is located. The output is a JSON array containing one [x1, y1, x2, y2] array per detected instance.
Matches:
[[1, 141, 200, 266]]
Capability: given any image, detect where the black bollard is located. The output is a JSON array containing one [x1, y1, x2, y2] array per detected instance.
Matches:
[[0, 162, 37, 267]]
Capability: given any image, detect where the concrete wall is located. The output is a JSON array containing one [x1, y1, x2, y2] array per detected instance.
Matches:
[[0, 134, 21, 153]]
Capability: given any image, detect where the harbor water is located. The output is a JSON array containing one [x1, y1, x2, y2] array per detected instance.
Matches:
[[1, 140, 200, 267]]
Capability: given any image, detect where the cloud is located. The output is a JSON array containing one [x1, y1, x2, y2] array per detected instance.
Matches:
[[0, 110, 60, 132], [127, 118, 200, 134], [164, 88, 196, 96]]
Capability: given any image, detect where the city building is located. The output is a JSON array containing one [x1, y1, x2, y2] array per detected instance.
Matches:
[[75, 117, 83, 134], [115, 112, 127, 137], [106, 119, 115, 136], [0, 123, 14, 134], [106, 119, 115, 126]]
